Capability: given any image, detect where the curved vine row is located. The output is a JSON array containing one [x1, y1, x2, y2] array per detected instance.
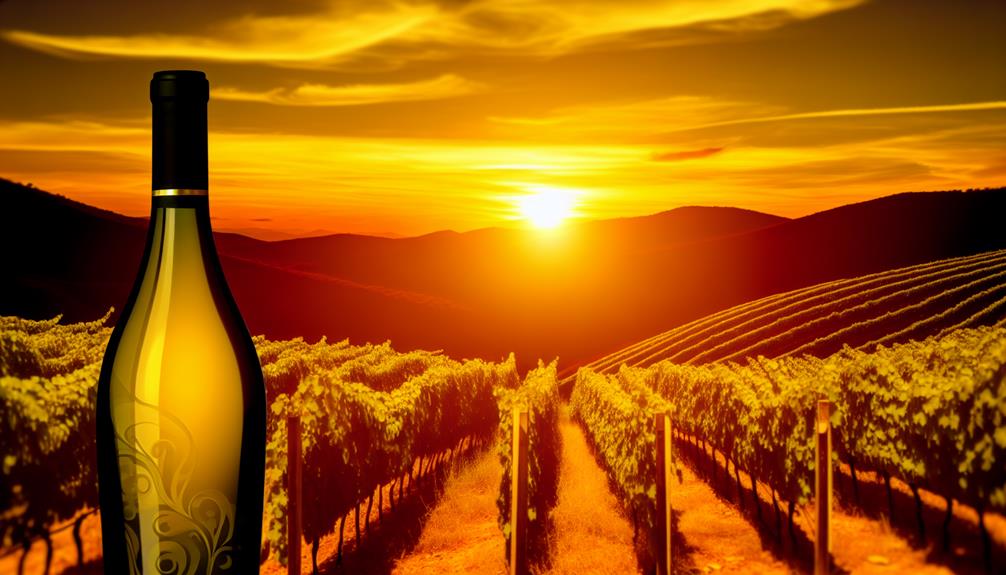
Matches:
[[570, 249, 1006, 377]]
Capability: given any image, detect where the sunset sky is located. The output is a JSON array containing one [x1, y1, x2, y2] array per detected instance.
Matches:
[[0, 0, 1003, 238]]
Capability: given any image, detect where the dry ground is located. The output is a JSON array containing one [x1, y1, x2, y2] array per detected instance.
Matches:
[[675, 434, 1006, 574], [390, 448, 508, 575], [0, 510, 103, 575], [536, 411, 639, 575], [670, 460, 792, 574], [393, 408, 641, 575], [4, 421, 1004, 575]]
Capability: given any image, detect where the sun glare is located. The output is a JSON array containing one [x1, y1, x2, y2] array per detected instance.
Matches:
[[516, 185, 578, 229]]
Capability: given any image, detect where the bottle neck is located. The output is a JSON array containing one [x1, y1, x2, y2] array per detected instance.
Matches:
[[141, 195, 219, 303], [148, 195, 214, 249], [151, 98, 208, 192], [141, 71, 221, 308]]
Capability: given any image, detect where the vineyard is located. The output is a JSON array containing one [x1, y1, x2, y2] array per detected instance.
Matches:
[[0, 312, 560, 575], [3, 251, 1006, 574], [574, 248, 1006, 377], [573, 324, 1006, 569]]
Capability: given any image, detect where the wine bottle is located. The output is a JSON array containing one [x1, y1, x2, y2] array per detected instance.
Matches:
[[96, 70, 266, 575]]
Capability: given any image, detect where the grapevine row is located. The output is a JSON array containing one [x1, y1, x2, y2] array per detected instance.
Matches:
[[0, 313, 535, 574], [575, 325, 1006, 554], [494, 360, 561, 563], [266, 346, 516, 569], [0, 312, 111, 567], [568, 366, 677, 569]]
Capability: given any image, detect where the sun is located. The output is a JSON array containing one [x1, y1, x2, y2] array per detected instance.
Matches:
[[516, 185, 577, 229]]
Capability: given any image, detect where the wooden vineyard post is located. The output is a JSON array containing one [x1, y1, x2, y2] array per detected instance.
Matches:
[[510, 407, 529, 575], [815, 400, 832, 575], [288, 415, 303, 575], [655, 412, 673, 575]]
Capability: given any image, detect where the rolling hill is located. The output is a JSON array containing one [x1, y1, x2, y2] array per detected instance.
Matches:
[[571, 248, 1006, 379], [2, 177, 1005, 369]]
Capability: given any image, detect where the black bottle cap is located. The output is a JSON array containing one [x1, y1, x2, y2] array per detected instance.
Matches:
[[150, 70, 209, 103], [150, 70, 209, 191]]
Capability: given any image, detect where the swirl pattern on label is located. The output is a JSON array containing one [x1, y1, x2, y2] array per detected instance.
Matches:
[[115, 394, 236, 575]]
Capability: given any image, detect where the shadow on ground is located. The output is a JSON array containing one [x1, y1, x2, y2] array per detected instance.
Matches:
[[52, 560, 104, 575], [832, 463, 1005, 574], [318, 440, 492, 575], [672, 433, 831, 575], [673, 432, 1005, 575], [573, 417, 701, 575]]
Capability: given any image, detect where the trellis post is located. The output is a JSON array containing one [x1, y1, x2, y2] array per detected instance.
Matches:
[[288, 415, 303, 575], [509, 407, 529, 575], [815, 400, 832, 575], [655, 412, 673, 575]]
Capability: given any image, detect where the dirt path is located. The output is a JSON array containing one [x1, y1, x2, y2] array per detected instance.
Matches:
[[673, 436, 1002, 574], [7, 420, 1000, 575], [541, 409, 639, 574], [393, 408, 641, 575], [666, 439, 948, 575], [671, 461, 793, 574], [390, 449, 507, 575], [0, 511, 103, 575], [390, 412, 1004, 575]]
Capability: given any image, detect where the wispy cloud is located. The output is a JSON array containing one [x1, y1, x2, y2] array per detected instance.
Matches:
[[669, 101, 1006, 132], [651, 147, 724, 161], [0, 4, 433, 65], [409, 0, 864, 54], [488, 97, 1006, 151], [0, 0, 864, 67], [0, 120, 146, 153], [215, 74, 485, 107], [489, 96, 778, 143]]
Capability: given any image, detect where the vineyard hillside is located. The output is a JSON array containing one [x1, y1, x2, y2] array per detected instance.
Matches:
[[572, 248, 1006, 378], [4, 178, 1006, 372]]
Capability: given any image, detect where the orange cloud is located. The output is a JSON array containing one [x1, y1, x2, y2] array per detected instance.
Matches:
[[0, 1, 864, 67], [489, 96, 777, 144], [409, 0, 865, 54], [652, 147, 724, 161], [0, 5, 432, 66], [215, 74, 485, 107], [670, 101, 1006, 132]]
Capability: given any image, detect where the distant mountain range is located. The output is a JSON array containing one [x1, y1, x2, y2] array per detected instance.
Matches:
[[2, 177, 1004, 371]]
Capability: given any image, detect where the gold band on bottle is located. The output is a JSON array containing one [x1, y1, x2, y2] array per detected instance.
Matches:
[[153, 188, 208, 197]]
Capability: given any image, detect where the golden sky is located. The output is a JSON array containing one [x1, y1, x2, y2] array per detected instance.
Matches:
[[0, 0, 1003, 238]]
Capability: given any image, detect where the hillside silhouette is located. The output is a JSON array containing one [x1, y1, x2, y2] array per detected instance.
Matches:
[[2, 177, 1005, 370]]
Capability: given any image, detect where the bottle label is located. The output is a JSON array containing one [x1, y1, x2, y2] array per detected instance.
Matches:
[[115, 392, 237, 574]]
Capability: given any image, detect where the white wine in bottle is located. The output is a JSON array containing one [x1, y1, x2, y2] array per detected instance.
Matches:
[[96, 70, 266, 574]]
